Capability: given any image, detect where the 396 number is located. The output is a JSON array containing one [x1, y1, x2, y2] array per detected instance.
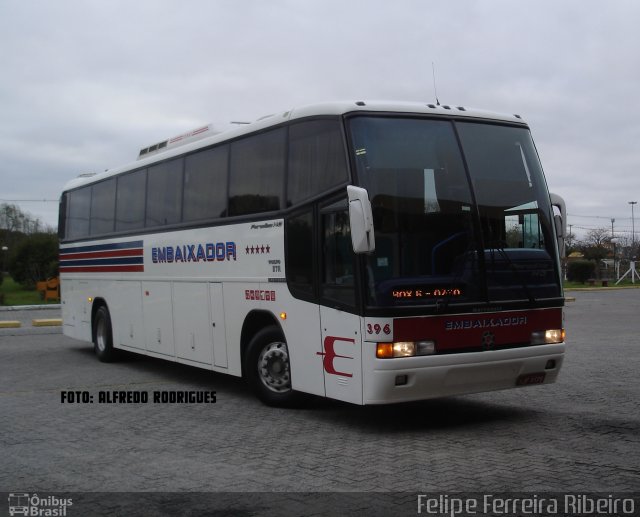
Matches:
[[367, 323, 391, 335]]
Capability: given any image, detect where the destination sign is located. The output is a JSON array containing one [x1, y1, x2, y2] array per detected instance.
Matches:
[[391, 286, 463, 300]]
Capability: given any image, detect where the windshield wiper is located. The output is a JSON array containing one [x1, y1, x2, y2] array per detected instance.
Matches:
[[435, 239, 476, 314], [515, 142, 533, 187], [487, 241, 536, 304]]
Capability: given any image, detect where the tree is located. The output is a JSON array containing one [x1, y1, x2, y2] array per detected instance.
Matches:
[[580, 227, 610, 256], [0, 202, 54, 235], [1, 203, 57, 287], [564, 230, 577, 256], [579, 228, 611, 279], [8, 233, 59, 288]]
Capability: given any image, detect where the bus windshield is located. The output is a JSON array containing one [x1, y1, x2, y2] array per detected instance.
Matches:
[[349, 116, 561, 308]]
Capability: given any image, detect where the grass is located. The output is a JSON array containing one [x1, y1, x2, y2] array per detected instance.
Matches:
[[0, 276, 57, 306], [564, 280, 595, 289], [564, 279, 640, 289]]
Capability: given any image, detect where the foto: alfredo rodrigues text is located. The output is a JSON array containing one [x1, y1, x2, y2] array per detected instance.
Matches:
[[60, 390, 217, 404]]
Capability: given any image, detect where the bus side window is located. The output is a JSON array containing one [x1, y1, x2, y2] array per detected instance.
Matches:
[[286, 209, 315, 298], [58, 193, 67, 240], [67, 187, 91, 239], [321, 199, 356, 307], [90, 178, 116, 235], [146, 158, 183, 227], [229, 128, 286, 216], [287, 119, 348, 206], [183, 145, 229, 221], [115, 169, 146, 232]]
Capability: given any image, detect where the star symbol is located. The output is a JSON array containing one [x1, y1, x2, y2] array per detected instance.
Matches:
[[245, 246, 250, 254]]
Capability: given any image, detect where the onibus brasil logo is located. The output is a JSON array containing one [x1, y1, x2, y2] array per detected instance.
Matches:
[[8, 493, 72, 516]]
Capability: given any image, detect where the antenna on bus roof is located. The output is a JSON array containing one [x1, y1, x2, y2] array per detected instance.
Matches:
[[432, 62, 441, 106]]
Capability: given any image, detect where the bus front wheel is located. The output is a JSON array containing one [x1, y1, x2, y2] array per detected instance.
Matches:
[[244, 326, 299, 406], [93, 305, 116, 362]]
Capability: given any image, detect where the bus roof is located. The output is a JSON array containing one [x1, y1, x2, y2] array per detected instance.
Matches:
[[62, 100, 527, 192]]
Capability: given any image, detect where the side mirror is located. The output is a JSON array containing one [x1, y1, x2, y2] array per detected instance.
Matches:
[[549, 192, 566, 258], [347, 185, 376, 254]]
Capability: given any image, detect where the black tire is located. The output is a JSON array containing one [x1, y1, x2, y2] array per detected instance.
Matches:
[[244, 326, 300, 407], [93, 305, 116, 362]]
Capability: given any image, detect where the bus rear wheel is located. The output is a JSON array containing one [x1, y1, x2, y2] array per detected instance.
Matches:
[[244, 326, 299, 406], [93, 305, 116, 362]]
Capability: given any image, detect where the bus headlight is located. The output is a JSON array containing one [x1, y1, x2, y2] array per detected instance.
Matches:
[[416, 340, 436, 355], [530, 329, 565, 345], [376, 340, 436, 358], [393, 342, 415, 357]]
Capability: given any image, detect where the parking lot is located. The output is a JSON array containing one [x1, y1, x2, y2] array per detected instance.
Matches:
[[1, 290, 639, 515]]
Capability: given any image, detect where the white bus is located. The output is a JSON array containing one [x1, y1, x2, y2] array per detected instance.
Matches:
[[59, 101, 567, 406]]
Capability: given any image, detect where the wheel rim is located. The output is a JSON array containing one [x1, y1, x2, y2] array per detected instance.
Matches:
[[257, 341, 291, 393], [96, 316, 107, 353]]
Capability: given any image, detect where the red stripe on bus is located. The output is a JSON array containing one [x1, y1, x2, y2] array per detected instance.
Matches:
[[393, 308, 562, 351], [59, 248, 143, 261]]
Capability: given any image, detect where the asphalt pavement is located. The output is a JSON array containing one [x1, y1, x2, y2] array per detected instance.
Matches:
[[1, 290, 639, 516]]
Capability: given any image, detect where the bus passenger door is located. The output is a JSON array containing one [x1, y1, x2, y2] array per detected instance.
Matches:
[[319, 308, 362, 404], [318, 200, 363, 404], [285, 210, 325, 397]]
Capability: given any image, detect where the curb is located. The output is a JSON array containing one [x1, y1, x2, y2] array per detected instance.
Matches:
[[0, 305, 62, 329], [0, 320, 21, 328], [32, 318, 63, 327], [0, 304, 61, 312]]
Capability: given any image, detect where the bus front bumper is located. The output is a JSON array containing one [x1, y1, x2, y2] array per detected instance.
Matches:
[[362, 343, 565, 404]]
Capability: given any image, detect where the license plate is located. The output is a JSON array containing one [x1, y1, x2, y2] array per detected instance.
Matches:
[[516, 372, 546, 386]]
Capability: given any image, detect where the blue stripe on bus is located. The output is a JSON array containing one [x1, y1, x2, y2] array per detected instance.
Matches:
[[59, 257, 145, 267], [60, 240, 144, 254]]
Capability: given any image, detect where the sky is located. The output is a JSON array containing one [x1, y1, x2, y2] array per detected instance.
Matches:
[[1, 0, 639, 241]]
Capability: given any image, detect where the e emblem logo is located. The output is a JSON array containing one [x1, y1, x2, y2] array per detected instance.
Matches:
[[317, 336, 355, 377]]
